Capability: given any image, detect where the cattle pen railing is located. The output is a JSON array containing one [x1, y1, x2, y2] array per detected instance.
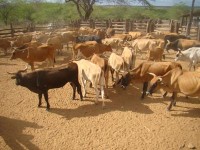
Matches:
[[0, 19, 200, 40]]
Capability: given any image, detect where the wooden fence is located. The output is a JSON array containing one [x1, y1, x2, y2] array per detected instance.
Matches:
[[0, 19, 200, 40]]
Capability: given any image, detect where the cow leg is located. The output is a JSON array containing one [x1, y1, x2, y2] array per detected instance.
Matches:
[[167, 92, 177, 111], [113, 71, 119, 87], [48, 57, 54, 68], [81, 78, 87, 97], [29, 62, 35, 71], [110, 68, 115, 82], [141, 82, 148, 99], [70, 82, 76, 100], [38, 93, 42, 107], [188, 62, 192, 71], [172, 93, 177, 106], [75, 81, 83, 101], [43, 91, 50, 111], [94, 85, 99, 105], [162, 91, 168, 98], [100, 85, 105, 108]]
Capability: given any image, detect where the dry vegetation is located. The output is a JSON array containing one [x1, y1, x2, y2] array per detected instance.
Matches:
[[0, 47, 200, 150]]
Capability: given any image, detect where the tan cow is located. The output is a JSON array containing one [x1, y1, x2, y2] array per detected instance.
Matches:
[[121, 46, 136, 70], [11, 34, 32, 48], [147, 46, 164, 62], [61, 31, 78, 47], [10, 44, 55, 70], [47, 35, 63, 55], [108, 52, 125, 86], [117, 61, 182, 99], [130, 39, 157, 58], [73, 41, 112, 59], [148, 67, 200, 110], [73, 59, 106, 107]]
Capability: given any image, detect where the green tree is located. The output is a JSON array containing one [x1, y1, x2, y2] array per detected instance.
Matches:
[[0, 0, 15, 25], [167, 2, 189, 19], [65, 0, 151, 20]]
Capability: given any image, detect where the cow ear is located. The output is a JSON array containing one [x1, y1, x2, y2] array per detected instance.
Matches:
[[170, 68, 182, 85], [11, 75, 16, 79]]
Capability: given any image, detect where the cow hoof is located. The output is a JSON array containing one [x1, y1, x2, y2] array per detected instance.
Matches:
[[167, 107, 171, 111], [105, 95, 109, 99]]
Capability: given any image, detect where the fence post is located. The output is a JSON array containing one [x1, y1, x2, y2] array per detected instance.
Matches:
[[105, 20, 109, 29], [198, 24, 200, 41], [10, 23, 14, 37], [109, 19, 112, 28], [170, 20, 175, 33], [125, 19, 130, 33], [146, 19, 153, 33], [174, 21, 180, 34]]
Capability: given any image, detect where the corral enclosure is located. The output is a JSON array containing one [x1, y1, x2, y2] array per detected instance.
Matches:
[[1, 19, 200, 40], [0, 43, 200, 149]]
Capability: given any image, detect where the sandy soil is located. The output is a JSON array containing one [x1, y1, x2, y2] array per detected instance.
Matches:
[[0, 48, 200, 150]]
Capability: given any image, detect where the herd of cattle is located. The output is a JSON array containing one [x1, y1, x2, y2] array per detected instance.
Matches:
[[1, 26, 200, 111]]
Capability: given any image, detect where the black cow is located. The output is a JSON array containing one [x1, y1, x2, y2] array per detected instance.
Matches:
[[9, 62, 83, 110], [164, 34, 189, 50], [75, 35, 102, 43]]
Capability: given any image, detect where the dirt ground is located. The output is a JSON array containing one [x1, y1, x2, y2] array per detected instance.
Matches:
[[0, 48, 200, 150]]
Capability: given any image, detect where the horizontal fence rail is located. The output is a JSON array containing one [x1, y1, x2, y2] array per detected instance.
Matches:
[[0, 19, 199, 40]]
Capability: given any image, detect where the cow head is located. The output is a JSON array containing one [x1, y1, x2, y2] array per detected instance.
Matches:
[[175, 50, 184, 62], [147, 73, 163, 95], [10, 49, 27, 60], [164, 40, 172, 52], [117, 72, 132, 89], [7, 67, 28, 85]]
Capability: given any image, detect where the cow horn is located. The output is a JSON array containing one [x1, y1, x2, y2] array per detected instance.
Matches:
[[7, 66, 28, 75], [148, 73, 156, 77], [167, 40, 170, 43]]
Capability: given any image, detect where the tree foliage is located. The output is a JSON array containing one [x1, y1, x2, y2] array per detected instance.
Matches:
[[0, 0, 197, 26], [65, 0, 152, 20]]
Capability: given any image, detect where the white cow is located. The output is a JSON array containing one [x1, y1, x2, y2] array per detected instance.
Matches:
[[175, 47, 200, 71], [130, 39, 157, 59], [73, 59, 105, 107]]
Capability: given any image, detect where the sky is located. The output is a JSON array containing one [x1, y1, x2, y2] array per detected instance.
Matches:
[[48, 0, 200, 7]]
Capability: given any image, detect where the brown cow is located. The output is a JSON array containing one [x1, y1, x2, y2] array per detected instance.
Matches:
[[10, 44, 55, 70], [147, 46, 164, 62], [117, 61, 182, 99], [73, 41, 112, 59], [91, 54, 109, 98], [11, 34, 32, 48], [148, 67, 200, 110]]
